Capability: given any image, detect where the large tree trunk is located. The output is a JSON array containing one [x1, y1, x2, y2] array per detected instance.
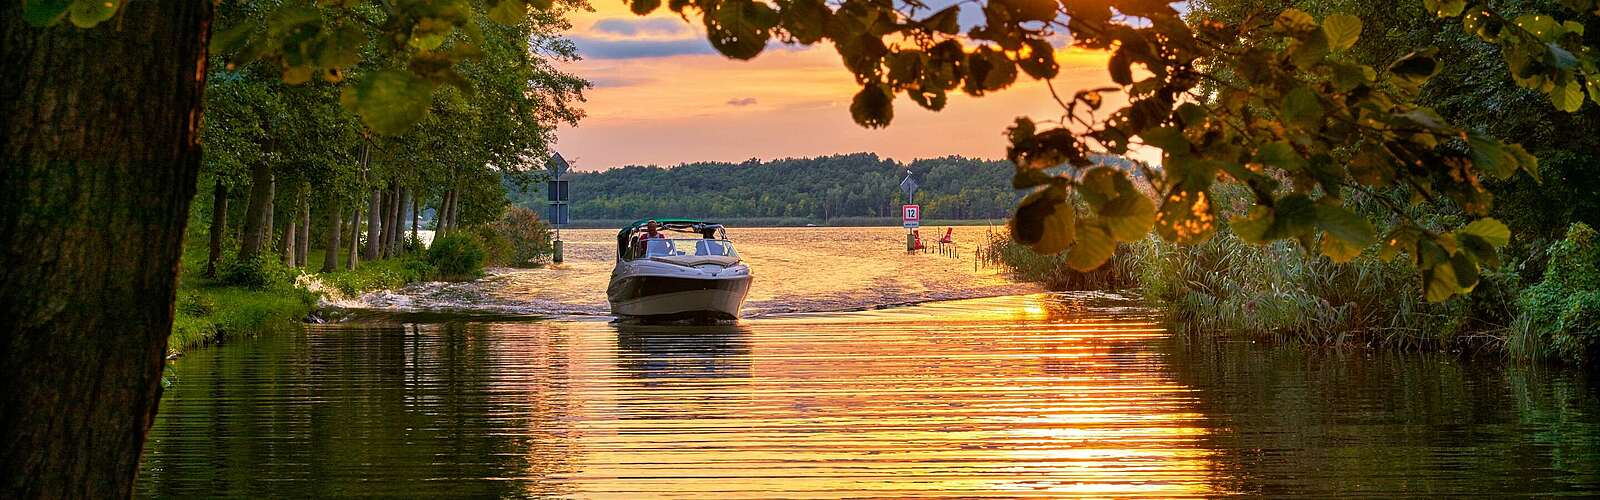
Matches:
[[295, 193, 310, 266], [205, 179, 228, 277], [380, 184, 394, 259], [0, 2, 212, 497], [364, 188, 382, 260], [239, 162, 274, 259], [322, 199, 341, 273], [388, 184, 403, 255], [410, 189, 419, 246], [346, 207, 360, 270], [282, 188, 297, 267]]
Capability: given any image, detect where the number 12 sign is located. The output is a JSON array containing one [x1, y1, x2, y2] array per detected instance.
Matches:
[[902, 204, 920, 228]]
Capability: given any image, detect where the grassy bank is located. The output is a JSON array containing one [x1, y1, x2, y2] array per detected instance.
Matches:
[[986, 208, 1600, 364], [168, 236, 433, 356]]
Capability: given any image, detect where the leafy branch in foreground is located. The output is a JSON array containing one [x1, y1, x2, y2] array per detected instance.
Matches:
[[601, 0, 1587, 303], [26, 0, 1599, 301]]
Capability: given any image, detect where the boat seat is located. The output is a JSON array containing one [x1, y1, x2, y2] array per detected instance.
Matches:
[[651, 255, 741, 267]]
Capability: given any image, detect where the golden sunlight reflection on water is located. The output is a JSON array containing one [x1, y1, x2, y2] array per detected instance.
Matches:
[[550, 294, 1207, 497], [354, 226, 1044, 316]]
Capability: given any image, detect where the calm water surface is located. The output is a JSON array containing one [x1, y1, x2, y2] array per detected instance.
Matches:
[[139, 227, 1600, 497]]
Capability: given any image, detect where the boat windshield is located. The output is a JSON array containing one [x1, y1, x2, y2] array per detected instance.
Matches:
[[634, 238, 737, 259]]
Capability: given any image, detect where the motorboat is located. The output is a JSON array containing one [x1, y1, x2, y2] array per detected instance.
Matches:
[[607, 219, 752, 321]]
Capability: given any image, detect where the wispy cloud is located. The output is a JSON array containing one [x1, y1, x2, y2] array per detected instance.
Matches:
[[726, 97, 758, 106], [590, 18, 693, 38], [570, 37, 717, 59]]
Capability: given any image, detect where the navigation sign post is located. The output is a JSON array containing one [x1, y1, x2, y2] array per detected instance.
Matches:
[[547, 153, 572, 263], [900, 171, 919, 252]]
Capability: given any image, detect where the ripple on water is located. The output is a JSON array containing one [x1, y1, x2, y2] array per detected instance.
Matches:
[[348, 226, 1041, 317]]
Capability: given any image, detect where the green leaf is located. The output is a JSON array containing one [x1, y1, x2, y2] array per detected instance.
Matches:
[[1066, 223, 1115, 271], [1010, 185, 1076, 254], [630, 0, 661, 15], [1231, 206, 1275, 244], [1388, 49, 1440, 91], [68, 0, 120, 28], [1139, 126, 1188, 153], [1459, 234, 1503, 269], [488, 0, 527, 25], [1288, 29, 1329, 69], [1274, 8, 1318, 33], [340, 70, 435, 135], [1322, 14, 1362, 51], [923, 5, 962, 34], [1423, 0, 1467, 17], [1018, 38, 1059, 79], [1282, 86, 1324, 127], [1316, 204, 1377, 249], [1553, 79, 1585, 112], [1514, 14, 1561, 42], [1459, 218, 1511, 247], [1254, 141, 1303, 171], [1079, 167, 1155, 242], [703, 0, 777, 60], [849, 83, 894, 128], [1273, 194, 1319, 239], [1424, 259, 1461, 302], [23, 0, 72, 26], [1321, 233, 1364, 262], [1467, 132, 1518, 180]]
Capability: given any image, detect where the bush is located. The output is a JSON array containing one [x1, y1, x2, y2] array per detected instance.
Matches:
[[1515, 223, 1600, 363], [426, 233, 486, 280], [488, 206, 552, 267], [219, 253, 296, 290], [319, 256, 437, 296]]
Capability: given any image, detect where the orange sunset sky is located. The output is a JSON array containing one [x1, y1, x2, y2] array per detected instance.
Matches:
[[550, 1, 1120, 171]]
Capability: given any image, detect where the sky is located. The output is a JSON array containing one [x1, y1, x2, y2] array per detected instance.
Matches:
[[550, 1, 1120, 171]]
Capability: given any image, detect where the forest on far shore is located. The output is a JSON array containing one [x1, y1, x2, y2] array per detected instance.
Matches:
[[508, 153, 1137, 223]]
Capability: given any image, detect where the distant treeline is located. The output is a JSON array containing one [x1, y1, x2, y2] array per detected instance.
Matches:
[[508, 153, 1025, 222]]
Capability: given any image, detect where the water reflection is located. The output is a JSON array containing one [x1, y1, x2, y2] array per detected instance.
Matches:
[[1163, 339, 1600, 496], [139, 294, 1600, 497]]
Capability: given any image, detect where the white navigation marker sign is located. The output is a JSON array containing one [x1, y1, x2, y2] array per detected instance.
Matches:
[[899, 170, 918, 203]]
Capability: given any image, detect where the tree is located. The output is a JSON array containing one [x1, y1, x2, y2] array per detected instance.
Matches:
[[1, 2, 211, 496], [4, 0, 583, 496]]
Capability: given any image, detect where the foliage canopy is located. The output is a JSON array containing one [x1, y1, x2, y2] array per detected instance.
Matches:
[[28, 0, 1600, 300]]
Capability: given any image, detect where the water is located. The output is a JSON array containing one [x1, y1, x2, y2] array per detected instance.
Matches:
[[350, 226, 1037, 316], [138, 227, 1600, 497]]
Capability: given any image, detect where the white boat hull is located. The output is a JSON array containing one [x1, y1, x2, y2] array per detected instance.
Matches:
[[608, 268, 752, 320], [609, 278, 752, 319]]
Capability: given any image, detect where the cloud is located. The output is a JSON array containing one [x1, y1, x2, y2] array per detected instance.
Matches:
[[726, 97, 758, 106], [571, 37, 717, 59], [590, 18, 694, 38]]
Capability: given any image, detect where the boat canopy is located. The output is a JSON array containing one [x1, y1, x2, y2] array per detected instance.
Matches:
[[616, 218, 727, 257], [616, 218, 710, 239]]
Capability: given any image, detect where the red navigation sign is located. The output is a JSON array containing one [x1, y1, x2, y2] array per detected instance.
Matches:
[[902, 204, 921, 228]]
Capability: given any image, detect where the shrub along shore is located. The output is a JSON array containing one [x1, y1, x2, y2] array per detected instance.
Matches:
[[986, 189, 1600, 365], [169, 206, 553, 357]]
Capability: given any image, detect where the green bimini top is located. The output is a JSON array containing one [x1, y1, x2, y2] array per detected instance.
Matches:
[[617, 218, 708, 239]]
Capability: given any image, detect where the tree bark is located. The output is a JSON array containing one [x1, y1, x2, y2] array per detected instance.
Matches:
[[346, 207, 360, 271], [0, 2, 212, 497], [205, 179, 228, 277], [295, 193, 310, 266], [437, 189, 453, 235], [409, 188, 419, 245], [322, 198, 341, 273], [239, 162, 274, 260], [282, 188, 297, 267], [389, 184, 404, 254], [380, 184, 395, 258], [364, 187, 382, 261]]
